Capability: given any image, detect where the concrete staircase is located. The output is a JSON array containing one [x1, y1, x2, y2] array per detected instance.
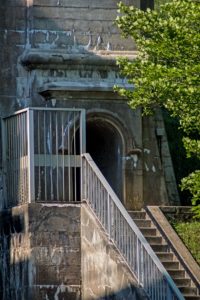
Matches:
[[129, 210, 200, 300]]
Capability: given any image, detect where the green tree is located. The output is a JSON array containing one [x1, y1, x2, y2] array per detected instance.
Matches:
[[116, 0, 200, 213]]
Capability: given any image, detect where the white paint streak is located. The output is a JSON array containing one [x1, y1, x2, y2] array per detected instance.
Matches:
[[4, 29, 7, 40], [144, 148, 150, 154], [145, 163, 149, 172], [152, 165, 156, 172]]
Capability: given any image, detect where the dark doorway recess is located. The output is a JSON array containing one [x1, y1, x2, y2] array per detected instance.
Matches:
[[86, 118, 123, 201]]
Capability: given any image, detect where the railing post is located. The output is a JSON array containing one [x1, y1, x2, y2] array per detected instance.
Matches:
[[27, 109, 35, 203], [80, 110, 86, 202], [80, 110, 86, 154], [81, 156, 86, 201], [107, 193, 111, 238], [136, 238, 140, 283], [1, 118, 7, 209]]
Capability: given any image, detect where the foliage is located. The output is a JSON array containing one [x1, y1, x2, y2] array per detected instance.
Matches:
[[163, 111, 200, 204], [116, 0, 200, 209], [181, 171, 200, 217], [154, 0, 172, 9], [173, 221, 200, 265]]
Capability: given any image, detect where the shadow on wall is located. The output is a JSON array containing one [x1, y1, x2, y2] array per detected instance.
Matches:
[[0, 210, 30, 300], [95, 285, 149, 300]]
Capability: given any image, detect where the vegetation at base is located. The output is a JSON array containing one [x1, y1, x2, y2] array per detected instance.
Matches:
[[115, 0, 200, 214], [154, 0, 171, 9], [172, 221, 200, 265]]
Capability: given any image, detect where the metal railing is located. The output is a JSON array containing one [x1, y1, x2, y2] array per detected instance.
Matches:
[[2, 107, 86, 207], [81, 153, 184, 300]]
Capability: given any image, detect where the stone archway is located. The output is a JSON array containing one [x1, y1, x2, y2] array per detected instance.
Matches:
[[86, 117, 124, 201]]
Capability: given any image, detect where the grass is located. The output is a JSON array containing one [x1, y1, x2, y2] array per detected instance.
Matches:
[[172, 221, 200, 265]]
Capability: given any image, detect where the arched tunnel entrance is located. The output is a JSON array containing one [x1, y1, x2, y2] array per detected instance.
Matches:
[[86, 117, 123, 201]]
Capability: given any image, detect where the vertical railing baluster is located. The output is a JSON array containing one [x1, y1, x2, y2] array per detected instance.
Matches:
[[74, 111, 77, 202], [80, 110, 86, 203], [56, 111, 59, 201], [50, 111, 53, 201], [107, 192, 111, 238], [19, 114, 22, 202], [37, 111, 41, 201], [61, 112, 65, 201], [68, 112, 71, 202], [44, 111, 47, 202], [27, 109, 35, 203], [1, 118, 7, 208], [10, 117, 13, 204]]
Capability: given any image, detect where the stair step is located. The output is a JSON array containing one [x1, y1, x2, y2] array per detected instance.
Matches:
[[155, 252, 174, 261], [151, 243, 169, 252], [168, 269, 186, 278], [174, 278, 191, 287], [162, 261, 179, 269], [184, 296, 200, 300], [145, 236, 162, 244], [139, 227, 157, 236], [179, 286, 198, 295], [132, 219, 152, 227], [128, 211, 146, 219]]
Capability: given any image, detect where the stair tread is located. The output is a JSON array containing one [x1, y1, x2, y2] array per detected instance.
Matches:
[[183, 296, 200, 300], [128, 211, 146, 219], [174, 278, 191, 285]]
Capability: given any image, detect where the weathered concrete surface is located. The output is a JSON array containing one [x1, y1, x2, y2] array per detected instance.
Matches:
[[0, 203, 82, 300], [0, 0, 179, 212], [0, 203, 148, 299], [81, 203, 148, 300]]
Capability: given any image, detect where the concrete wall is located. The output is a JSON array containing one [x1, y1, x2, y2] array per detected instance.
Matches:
[[0, 203, 82, 300], [30, 0, 138, 51], [0, 203, 148, 300], [81, 204, 148, 300], [0, 0, 179, 211]]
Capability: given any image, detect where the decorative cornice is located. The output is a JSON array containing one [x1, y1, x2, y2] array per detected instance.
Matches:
[[38, 80, 133, 101], [20, 49, 137, 70]]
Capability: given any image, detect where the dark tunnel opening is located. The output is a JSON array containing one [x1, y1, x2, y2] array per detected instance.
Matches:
[[86, 118, 123, 201]]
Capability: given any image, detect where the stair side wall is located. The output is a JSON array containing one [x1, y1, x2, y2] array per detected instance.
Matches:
[[81, 203, 148, 300]]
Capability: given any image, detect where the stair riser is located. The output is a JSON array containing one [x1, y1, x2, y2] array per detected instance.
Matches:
[[140, 228, 157, 236], [156, 253, 174, 262], [168, 270, 186, 278], [162, 261, 179, 270], [129, 211, 146, 219], [174, 278, 191, 287], [179, 287, 198, 295], [132, 219, 152, 227], [151, 244, 169, 252], [146, 236, 162, 244], [184, 297, 200, 300]]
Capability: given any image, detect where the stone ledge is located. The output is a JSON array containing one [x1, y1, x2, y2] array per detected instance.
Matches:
[[20, 49, 137, 70], [38, 80, 133, 95]]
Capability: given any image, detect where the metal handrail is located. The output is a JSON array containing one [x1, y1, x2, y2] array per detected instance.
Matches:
[[81, 153, 184, 300], [2, 108, 86, 207]]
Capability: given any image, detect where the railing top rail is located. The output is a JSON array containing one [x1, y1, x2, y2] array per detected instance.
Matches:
[[82, 152, 185, 300], [2, 107, 85, 119]]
